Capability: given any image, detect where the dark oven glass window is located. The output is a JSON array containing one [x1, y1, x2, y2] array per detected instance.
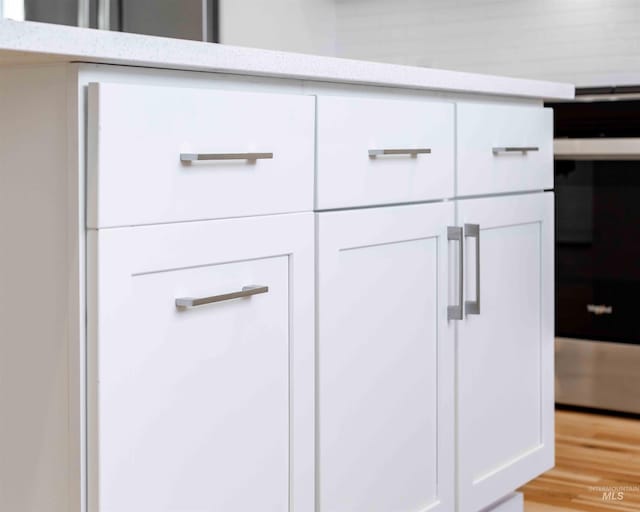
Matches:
[[556, 160, 640, 344]]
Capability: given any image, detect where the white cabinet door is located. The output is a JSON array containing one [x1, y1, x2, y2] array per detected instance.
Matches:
[[317, 202, 455, 512], [456, 193, 554, 512], [87, 213, 314, 512]]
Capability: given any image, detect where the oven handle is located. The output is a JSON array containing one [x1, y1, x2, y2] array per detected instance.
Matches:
[[555, 138, 640, 160]]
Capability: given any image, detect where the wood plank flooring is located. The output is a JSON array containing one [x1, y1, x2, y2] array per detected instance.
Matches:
[[519, 409, 640, 511]]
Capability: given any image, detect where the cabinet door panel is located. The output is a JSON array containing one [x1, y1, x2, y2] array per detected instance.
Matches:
[[88, 214, 314, 512], [317, 203, 454, 512], [457, 193, 554, 512]]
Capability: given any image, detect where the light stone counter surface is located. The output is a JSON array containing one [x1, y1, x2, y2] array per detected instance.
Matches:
[[0, 19, 574, 100]]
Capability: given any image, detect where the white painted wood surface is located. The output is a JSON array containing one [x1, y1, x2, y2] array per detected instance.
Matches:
[[316, 95, 454, 209], [482, 492, 524, 512], [456, 104, 553, 197], [88, 82, 314, 228], [87, 213, 314, 511], [316, 202, 455, 512], [456, 193, 554, 512]]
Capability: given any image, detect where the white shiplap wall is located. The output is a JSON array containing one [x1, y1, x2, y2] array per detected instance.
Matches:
[[334, 0, 640, 86], [220, 0, 337, 56]]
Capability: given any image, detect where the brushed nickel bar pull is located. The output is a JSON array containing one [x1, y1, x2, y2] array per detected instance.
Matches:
[[492, 146, 539, 155], [368, 148, 431, 157], [447, 226, 464, 321], [176, 285, 269, 309], [180, 152, 274, 162], [464, 224, 480, 316]]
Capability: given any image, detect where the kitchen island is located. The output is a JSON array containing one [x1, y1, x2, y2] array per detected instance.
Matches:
[[0, 19, 573, 512]]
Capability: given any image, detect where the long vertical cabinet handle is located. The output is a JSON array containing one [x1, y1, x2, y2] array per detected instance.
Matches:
[[448, 226, 464, 320], [465, 224, 481, 315]]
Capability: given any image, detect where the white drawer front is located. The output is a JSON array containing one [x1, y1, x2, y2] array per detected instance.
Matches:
[[88, 83, 314, 228], [88, 213, 315, 511], [316, 96, 454, 209], [456, 104, 553, 197]]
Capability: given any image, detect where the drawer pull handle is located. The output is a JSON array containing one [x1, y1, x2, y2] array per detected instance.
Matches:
[[368, 148, 431, 157], [180, 152, 274, 162], [176, 285, 269, 309], [492, 146, 539, 155]]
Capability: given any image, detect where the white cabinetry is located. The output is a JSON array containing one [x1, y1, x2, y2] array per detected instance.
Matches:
[[316, 203, 455, 512], [88, 213, 315, 512], [456, 193, 555, 512], [314, 96, 554, 512], [86, 79, 318, 512], [316, 96, 454, 209], [88, 82, 315, 228], [456, 104, 553, 197], [0, 60, 562, 512]]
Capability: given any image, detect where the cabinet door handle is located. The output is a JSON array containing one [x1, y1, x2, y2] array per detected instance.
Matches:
[[492, 146, 539, 155], [176, 285, 269, 309], [465, 224, 480, 315], [447, 226, 464, 321], [368, 148, 431, 157], [180, 152, 274, 162]]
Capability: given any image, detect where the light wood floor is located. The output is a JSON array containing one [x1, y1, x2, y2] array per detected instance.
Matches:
[[519, 409, 640, 511]]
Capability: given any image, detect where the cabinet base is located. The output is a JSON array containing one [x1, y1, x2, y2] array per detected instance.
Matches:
[[481, 492, 524, 512]]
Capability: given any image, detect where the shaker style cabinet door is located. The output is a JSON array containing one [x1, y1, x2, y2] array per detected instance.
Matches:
[[317, 202, 455, 512], [456, 193, 554, 512], [87, 214, 314, 512]]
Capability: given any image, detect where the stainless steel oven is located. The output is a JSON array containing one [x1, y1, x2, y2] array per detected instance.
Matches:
[[549, 89, 640, 414]]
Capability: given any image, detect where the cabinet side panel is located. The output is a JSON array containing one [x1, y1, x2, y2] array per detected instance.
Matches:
[[0, 64, 79, 512]]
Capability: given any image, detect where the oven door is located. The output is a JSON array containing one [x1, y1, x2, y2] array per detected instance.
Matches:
[[555, 138, 640, 344]]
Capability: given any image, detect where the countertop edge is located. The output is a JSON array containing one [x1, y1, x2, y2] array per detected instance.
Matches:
[[0, 19, 575, 101]]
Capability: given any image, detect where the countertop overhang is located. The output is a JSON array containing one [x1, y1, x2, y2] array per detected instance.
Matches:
[[0, 19, 574, 100]]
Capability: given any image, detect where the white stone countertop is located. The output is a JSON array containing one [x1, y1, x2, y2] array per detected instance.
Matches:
[[0, 19, 574, 100]]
